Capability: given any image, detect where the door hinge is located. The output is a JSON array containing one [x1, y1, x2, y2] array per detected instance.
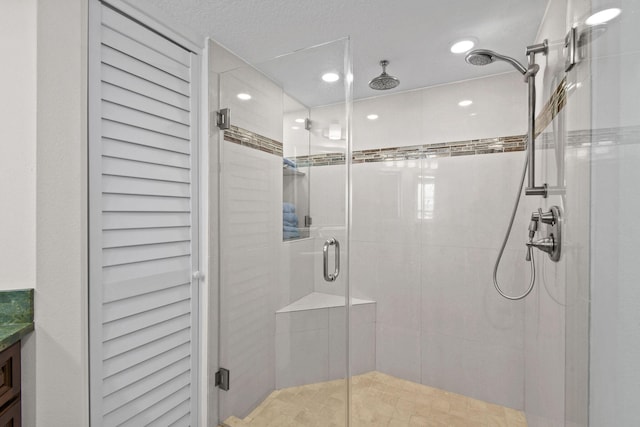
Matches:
[[215, 368, 230, 391], [304, 215, 313, 227], [217, 108, 230, 130], [305, 118, 312, 131]]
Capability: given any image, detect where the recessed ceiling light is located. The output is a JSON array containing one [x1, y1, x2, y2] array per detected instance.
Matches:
[[237, 93, 251, 100], [458, 100, 473, 107], [322, 72, 340, 83], [291, 126, 300, 130], [295, 118, 306, 123], [367, 114, 379, 120], [586, 8, 621, 25], [450, 40, 475, 54]]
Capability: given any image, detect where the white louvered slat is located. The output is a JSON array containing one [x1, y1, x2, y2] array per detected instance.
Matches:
[[101, 6, 190, 66], [102, 283, 191, 323], [102, 175, 191, 198], [102, 342, 191, 396], [103, 300, 191, 339], [103, 227, 191, 249], [102, 256, 191, 286], [103, 374, 190, 426], [102, 211, 191, 230], [102, 101, 190, 139], [103, 314, 191, 360], [101, 82, 190, 125], [125, 387, 191, 427], [148, 399, 191, 427], [103, 194, 190, 212], [102, 329, 191, 378], [103, 156, 190, 182], [101, 64, 190, 111], [102, 120, 190, 153], [102, 138, 190, 168], [101, 45, 190, 96], [121, 386, 191, 427], [91, 3, 197, 425], [103, 356, 190, 415], [101, 26, 190, 81]]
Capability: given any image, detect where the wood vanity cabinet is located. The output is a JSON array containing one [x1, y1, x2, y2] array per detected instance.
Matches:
[[0, 342, 21, 426]]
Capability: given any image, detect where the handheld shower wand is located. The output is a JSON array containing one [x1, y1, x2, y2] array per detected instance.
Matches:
[[466, 42, 550, 300]]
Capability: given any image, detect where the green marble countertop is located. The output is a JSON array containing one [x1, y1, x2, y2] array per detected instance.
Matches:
[[0, 289, 34, 351], [0, 323, 34, 352]]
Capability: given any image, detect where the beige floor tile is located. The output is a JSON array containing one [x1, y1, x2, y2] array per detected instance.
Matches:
[[487, 414, 509, 427], [430, 397, 451, 413], [223, 371, 526, 427], [389, 417, 411, 427]]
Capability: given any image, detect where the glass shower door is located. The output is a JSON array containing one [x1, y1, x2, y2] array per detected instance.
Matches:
[[215, 39, 352, 426]]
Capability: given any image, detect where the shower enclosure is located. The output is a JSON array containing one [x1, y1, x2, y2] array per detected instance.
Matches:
[[211, 39, 353, 425]]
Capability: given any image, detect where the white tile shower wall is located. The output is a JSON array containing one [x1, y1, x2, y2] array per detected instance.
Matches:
[[526, 0, 592, 426], [354, 73, 527, 150], [308, 72, 540, 409], [589, 0, 640, 425], [275, 304, 376, 389], [219, 66, 283, 143], [218, 141, 281, 419], [211, 41, 284, 419]]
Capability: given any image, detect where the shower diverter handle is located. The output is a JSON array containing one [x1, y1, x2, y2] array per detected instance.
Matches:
[[323, 238, 340, 282]]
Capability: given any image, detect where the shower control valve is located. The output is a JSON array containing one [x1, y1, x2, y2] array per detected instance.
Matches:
[[526, 236, 555, 256], [526, 206, 562, 262], [531, 207, 556, 226]]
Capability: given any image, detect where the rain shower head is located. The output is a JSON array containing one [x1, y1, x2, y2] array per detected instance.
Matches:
[[369, 60, 400, 90], [465, 49, 528, 75]]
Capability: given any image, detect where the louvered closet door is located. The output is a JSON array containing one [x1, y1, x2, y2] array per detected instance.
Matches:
[[89, 3, 199, 426]]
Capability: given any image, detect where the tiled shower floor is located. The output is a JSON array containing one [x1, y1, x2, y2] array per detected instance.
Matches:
[[221, 371, 527, 427]]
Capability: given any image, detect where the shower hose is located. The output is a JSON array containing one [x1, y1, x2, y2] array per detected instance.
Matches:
[[493, 155, 536, 300]]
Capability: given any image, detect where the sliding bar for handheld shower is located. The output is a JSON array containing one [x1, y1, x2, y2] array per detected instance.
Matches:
[[524, 40, 548, 197]]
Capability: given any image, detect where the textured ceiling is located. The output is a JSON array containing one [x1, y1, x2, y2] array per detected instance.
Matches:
[[136, 0, 548, 105]]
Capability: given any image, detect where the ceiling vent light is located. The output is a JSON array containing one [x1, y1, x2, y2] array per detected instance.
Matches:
[[322, 72, 340, 83], [237, 93, 251, 100], [458, 100, 473, 107], [295, 118, 306, 123], [450, 39, 476, 54], [367, 114, 379, 120], [586, 8, 621, 25]]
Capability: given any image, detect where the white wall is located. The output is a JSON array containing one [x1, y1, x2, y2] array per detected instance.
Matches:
[[0, 1, 37, 425], [0, 0, 37, 291], [35, 0, 90, 426]]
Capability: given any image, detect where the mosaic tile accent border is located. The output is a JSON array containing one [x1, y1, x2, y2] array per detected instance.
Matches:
[[535, 77, 568, 137], [292, 135, 527, 167], [224, 125, 283, 157], [223, 77, 572, 165], [294, 77, 571, 167]]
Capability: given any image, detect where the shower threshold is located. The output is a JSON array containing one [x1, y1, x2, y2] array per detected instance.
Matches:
[[220, 371, 527, 427]]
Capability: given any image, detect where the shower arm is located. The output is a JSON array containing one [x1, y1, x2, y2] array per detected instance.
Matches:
[[524, 40, 549, 197]]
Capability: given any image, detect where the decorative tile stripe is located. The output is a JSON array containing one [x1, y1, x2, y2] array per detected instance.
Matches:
[[294, 78, 572, 167], [535, 77, 568, 137], [292, 135, 527, 167], [224, 125, 283, 157], [222, 77, 581, 166]]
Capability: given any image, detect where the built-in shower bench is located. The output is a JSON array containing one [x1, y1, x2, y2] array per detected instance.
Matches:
[[275, 292, 376, 389]]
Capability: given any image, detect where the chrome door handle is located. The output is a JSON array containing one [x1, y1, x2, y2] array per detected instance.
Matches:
[[323, 238, 340, 282]]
